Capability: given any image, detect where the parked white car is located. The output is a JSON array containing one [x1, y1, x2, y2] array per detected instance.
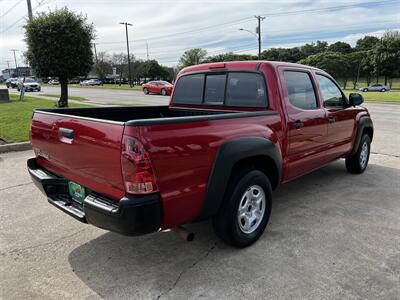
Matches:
[[48, 79, 60, 85], [80, 79, 102, 86], [17, 78, 41, 92], [359, 84, 390, 92]]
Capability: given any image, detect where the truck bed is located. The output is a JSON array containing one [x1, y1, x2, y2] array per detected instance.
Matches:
[[34, 106, 261, 124]]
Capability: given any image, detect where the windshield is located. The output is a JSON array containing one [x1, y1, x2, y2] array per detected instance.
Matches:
[[24, 78, 35, 83]]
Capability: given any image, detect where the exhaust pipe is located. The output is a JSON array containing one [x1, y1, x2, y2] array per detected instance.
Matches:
[[172, 226, 195, 242]]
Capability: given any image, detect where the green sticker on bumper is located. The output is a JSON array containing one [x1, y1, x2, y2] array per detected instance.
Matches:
[[68, 181, 86, 204]]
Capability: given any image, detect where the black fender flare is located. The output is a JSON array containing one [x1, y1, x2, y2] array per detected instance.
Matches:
[[197, 137, 282, 221], [349, 116, 373, 156]]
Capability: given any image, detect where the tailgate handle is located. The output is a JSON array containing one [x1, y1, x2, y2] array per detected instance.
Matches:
[[59, 127, 74, 139]]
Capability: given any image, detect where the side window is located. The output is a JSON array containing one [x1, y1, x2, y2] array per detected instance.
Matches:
[[283, 71, 318, 109], [172, 74, 205, 105], [204, 74, 226, 105], [316, 74, 344, 107], [225, 73, 267, 107]]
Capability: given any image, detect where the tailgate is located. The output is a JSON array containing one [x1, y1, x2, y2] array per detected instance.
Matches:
[[30, 111, 125, 200]]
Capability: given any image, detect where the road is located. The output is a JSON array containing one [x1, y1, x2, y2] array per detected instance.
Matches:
[[7, 85, 170, 106], [1, 103, 399, 299]]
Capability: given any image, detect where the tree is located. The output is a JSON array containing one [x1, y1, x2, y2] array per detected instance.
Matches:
[[93, 51, 112, 83], [178, 48, 207, 69], [345, 51, 366, 89], [24, 8, 94, 107], [372, 30, 400, 85], [300, 41, 328, 57], [355, 36, 380, 51], [328, 41, 352, 54], [204, 52, 256, 63], [143, 59, 164, 80], [299, 51, 350, 87]]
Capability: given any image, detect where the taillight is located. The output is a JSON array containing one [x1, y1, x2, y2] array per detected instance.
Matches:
[[121, 136, 158, 194]]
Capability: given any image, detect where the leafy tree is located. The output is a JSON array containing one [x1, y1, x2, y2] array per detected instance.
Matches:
[[204, 52, 256, 63], [328, 41, 352, 54], [372, 30, 400, 85], [178, 48, 207, 69], [143, 59, 164, 80], [24, 8, 94, 107], [355, 36, 380, 51], [299, 51, 350, 87], [261, 47, 304, 62], [300, 41, 328, 57]]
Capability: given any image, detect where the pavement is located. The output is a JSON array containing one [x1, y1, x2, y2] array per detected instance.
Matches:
[[5, 85, 169, 106], [1, 103, 399, 299]]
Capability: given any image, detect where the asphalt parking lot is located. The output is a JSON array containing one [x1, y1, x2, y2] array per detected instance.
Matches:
[[1, 103, 399, 299]]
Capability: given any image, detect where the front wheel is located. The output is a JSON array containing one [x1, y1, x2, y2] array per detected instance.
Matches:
[[346, 134, 371, 174], [212, 170, 272, 248], [380, 88, 386, 92], [143, 87, 149, 95], [363, 88, 368, 92]]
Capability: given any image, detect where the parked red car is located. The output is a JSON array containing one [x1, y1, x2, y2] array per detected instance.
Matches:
[[28, 61, 373, 247], [142, 80, 173, 96]]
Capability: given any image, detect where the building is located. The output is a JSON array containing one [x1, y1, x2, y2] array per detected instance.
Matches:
[[1, 67, 32, 79]]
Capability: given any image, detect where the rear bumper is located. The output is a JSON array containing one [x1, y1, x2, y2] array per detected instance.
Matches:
[[27, 158, 162, 236]]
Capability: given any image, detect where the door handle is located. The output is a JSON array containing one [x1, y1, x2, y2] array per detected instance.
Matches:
[[293, 120, 304, 129], [328, 116, 336, 123], [59, 127, 74, 139]]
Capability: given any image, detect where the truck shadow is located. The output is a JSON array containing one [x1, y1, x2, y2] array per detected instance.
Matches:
[[68, 160, 399, 299]]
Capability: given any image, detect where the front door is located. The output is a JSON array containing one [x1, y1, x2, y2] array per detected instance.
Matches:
[[315, 74, 356, 159], [281, 69, 329, 180]]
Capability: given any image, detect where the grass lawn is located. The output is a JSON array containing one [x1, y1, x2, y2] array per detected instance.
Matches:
[[39, 93, 87, 101], [344, 90, 400, 103], [0, 94, 90, 143]]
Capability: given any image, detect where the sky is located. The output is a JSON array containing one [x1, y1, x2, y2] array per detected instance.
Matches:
[[0, 0, 399, 70]]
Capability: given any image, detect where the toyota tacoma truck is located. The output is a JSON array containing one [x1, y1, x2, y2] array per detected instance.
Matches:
[[28, 61, 373, 247]]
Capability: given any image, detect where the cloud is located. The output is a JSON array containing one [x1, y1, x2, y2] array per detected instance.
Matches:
[[1, 0, 399, 68]]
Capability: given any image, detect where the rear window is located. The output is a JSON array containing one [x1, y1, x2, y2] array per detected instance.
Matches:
[[172, 72, 267, 108], [172, 74, 205, 104]]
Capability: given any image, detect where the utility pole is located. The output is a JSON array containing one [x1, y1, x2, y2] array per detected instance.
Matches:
[[146, 42, 149, 60], [93, 43, 98, 65], [6, 61, 11, 78], [10, 49, 19, 77], [27, 0, 33, 20], [120, 22, 133, 87], [255, 16, 265, 60]]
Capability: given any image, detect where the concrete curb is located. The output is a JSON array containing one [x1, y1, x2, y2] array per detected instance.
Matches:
[[0, 142, 32, 153]]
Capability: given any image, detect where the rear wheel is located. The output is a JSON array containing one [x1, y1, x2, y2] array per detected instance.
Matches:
[[161, 88, 167, 96], [363, 88, 368, 92], [143, 87, 149, 94], [212, 169, 272, 248], [346, 134, 371, 174], [380, 88, 386, 92]]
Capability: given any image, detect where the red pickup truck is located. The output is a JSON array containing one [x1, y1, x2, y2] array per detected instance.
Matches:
[[28, 61, 373, 247]]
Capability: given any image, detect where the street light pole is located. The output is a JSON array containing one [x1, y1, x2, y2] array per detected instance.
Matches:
[[120, 22, 133, 87]]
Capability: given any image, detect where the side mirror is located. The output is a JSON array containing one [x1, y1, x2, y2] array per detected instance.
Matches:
[[349, 93, 364, 106]]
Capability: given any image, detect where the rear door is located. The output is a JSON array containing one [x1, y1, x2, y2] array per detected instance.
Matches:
[[30, 112, 126, 200], [280, 68, 329, 180]]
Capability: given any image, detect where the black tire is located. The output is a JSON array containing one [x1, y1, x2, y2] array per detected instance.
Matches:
[[212, 169, 272, 248], [345, 134, 371, 174], [363, 88, 368, 92], [143, 87, 149, 95], [161, 88, 167, 96], [380, 88, 386, 92]]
